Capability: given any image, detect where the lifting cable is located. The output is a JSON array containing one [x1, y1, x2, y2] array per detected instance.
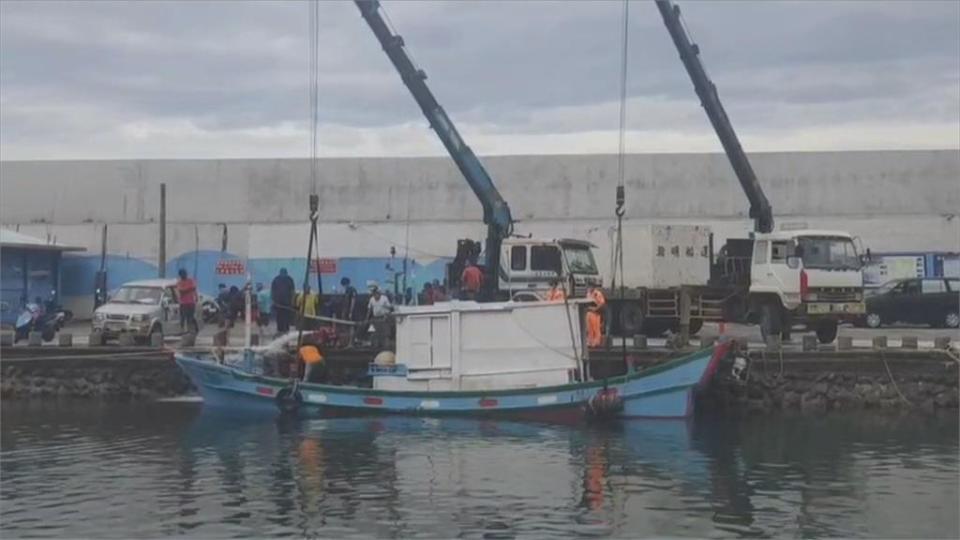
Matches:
[[289, 0, 323, 396], [614, 0, 630, 371]]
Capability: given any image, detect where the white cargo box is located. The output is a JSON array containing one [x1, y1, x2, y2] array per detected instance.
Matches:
[[617, 224, 712, 288]]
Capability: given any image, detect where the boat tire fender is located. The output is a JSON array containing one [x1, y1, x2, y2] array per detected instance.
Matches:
[[276, 387, 303, 414]]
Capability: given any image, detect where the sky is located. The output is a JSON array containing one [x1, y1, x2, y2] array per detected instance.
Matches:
[[0, 0, 958, 160]]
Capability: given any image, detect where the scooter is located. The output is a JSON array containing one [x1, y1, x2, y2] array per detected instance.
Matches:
[[14, 299, 69, 343]]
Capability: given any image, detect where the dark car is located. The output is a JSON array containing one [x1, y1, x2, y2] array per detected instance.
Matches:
[[862, 277, 959, 329]]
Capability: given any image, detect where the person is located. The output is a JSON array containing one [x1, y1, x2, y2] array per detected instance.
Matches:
[[226, 285, 243, 328], [255, 282, 271, 329], [421, 282, 435, 305], [296, 285, 319, 329], [546, 278, 566, 302], [299, 344, 326, 383], [366, 286, 393, 349], [585, 286, 607, 348], [339, 277, 357, 322], [215, 283, 229, 324], [460, 258, 483, 300], [176, 269, 199, 334], [433, 284, 448, 303], [271, 268, 295, 334]]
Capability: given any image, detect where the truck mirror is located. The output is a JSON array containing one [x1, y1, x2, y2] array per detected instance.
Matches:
[[786, 256, 800, 269]]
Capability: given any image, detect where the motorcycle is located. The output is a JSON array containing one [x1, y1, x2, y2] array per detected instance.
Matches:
[[14, 295, 71, 343], [201, 298, 220, 324]]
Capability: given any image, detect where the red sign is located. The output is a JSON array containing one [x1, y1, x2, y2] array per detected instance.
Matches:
[[215, 259, 246, 275], [310, 258, 338, 274]]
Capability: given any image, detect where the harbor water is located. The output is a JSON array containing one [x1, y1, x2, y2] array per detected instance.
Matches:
[[1, 401, 957, 538]]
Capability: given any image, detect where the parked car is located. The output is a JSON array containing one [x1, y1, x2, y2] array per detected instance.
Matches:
[[92, 279, 193, 342], [860, 277, 959, 329]]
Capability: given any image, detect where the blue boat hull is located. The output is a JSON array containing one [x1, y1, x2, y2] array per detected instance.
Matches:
[[175, 341, 730, 420]]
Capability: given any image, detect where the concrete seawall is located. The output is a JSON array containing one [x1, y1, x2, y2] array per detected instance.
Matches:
[[0, 348, 193, 400], [700, 351, 960, 414], [1, 346, 957, 414]]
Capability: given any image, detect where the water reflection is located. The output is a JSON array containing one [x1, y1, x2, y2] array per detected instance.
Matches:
[[2, 402, 957, 539]]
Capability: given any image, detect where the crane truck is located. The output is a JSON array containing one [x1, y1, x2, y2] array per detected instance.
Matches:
[[354, 0, 603, 301], [355, 0, 864, 344], [602, 0, 865, 344]]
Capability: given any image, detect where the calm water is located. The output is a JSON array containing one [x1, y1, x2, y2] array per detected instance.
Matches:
[[1, 401, 957, 539]]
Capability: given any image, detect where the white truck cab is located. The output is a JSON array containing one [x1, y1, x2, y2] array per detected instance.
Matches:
[[749, 229, 865, 342], [498, 238, 602, 299]]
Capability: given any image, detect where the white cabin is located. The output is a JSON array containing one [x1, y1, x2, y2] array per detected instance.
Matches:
[[373, 300, 585, 392]]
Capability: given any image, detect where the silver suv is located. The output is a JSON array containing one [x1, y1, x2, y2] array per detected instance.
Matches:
[[92, 279, 185, 342]]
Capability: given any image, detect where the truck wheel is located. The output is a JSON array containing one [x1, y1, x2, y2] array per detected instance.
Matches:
[[688, 319, 704, 336], [759, 303, 781, 342], [618, 303, 645, 336], [815, 320, 838, 344], [149, 324, 163, 345], [642, 321, 670, 338], [945, 311, 959, 329], [865, 312, 882, 329], [41, 326, 56, 342]]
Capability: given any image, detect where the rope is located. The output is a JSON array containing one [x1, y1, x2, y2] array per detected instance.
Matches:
[[558, 249, 584, 378], [616, 0, 630, 192], [879, 349, 913, 407], [614, 0, 630, 373]]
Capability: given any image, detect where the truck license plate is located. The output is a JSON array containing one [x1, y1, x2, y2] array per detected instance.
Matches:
[[808, 302, 864, 314]]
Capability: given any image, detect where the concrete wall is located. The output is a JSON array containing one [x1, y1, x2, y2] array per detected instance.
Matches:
[[2, 150, 958, 315]]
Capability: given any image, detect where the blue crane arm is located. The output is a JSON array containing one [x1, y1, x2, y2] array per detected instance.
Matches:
[[354, 0, 514, 282], [655, 0, 774, 233]]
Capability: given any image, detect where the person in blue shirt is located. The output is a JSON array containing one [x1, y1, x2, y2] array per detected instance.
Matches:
[[255, 282, 272, 331]]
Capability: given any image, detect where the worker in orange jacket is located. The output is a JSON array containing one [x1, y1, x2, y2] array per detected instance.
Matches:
[[546, 278, 566, 301], [585, 286, 606, 348]]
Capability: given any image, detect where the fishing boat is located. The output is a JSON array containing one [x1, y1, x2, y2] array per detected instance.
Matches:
[[175, 298, 733, 421]]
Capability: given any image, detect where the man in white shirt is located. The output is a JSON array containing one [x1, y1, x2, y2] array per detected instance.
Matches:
[[366, 287, 393, 349]]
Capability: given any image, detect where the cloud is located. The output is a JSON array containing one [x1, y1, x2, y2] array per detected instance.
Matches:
[[1, 0, 957, 160]]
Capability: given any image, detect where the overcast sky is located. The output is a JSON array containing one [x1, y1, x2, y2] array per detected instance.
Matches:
[[1, 0, 958, 160]]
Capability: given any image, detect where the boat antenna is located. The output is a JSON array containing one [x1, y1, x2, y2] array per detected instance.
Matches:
[[402, 176, 413, 304]]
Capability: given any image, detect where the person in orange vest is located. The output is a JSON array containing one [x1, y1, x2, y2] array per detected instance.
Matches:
[[585, 286, 606, 348], [300, 344, 326, 383], [460, 258, 483, 301], [546, 278, 566, 301]]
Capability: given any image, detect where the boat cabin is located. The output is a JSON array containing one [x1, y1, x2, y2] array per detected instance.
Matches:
[[373, 299, 586, 392]]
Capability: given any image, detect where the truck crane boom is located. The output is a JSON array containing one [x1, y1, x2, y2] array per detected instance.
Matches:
[[655, 0, 774, 234], [354, 0, 513, 296]]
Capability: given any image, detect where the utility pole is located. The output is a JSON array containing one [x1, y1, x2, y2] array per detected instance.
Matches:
[[158, 183, 166, 278]]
